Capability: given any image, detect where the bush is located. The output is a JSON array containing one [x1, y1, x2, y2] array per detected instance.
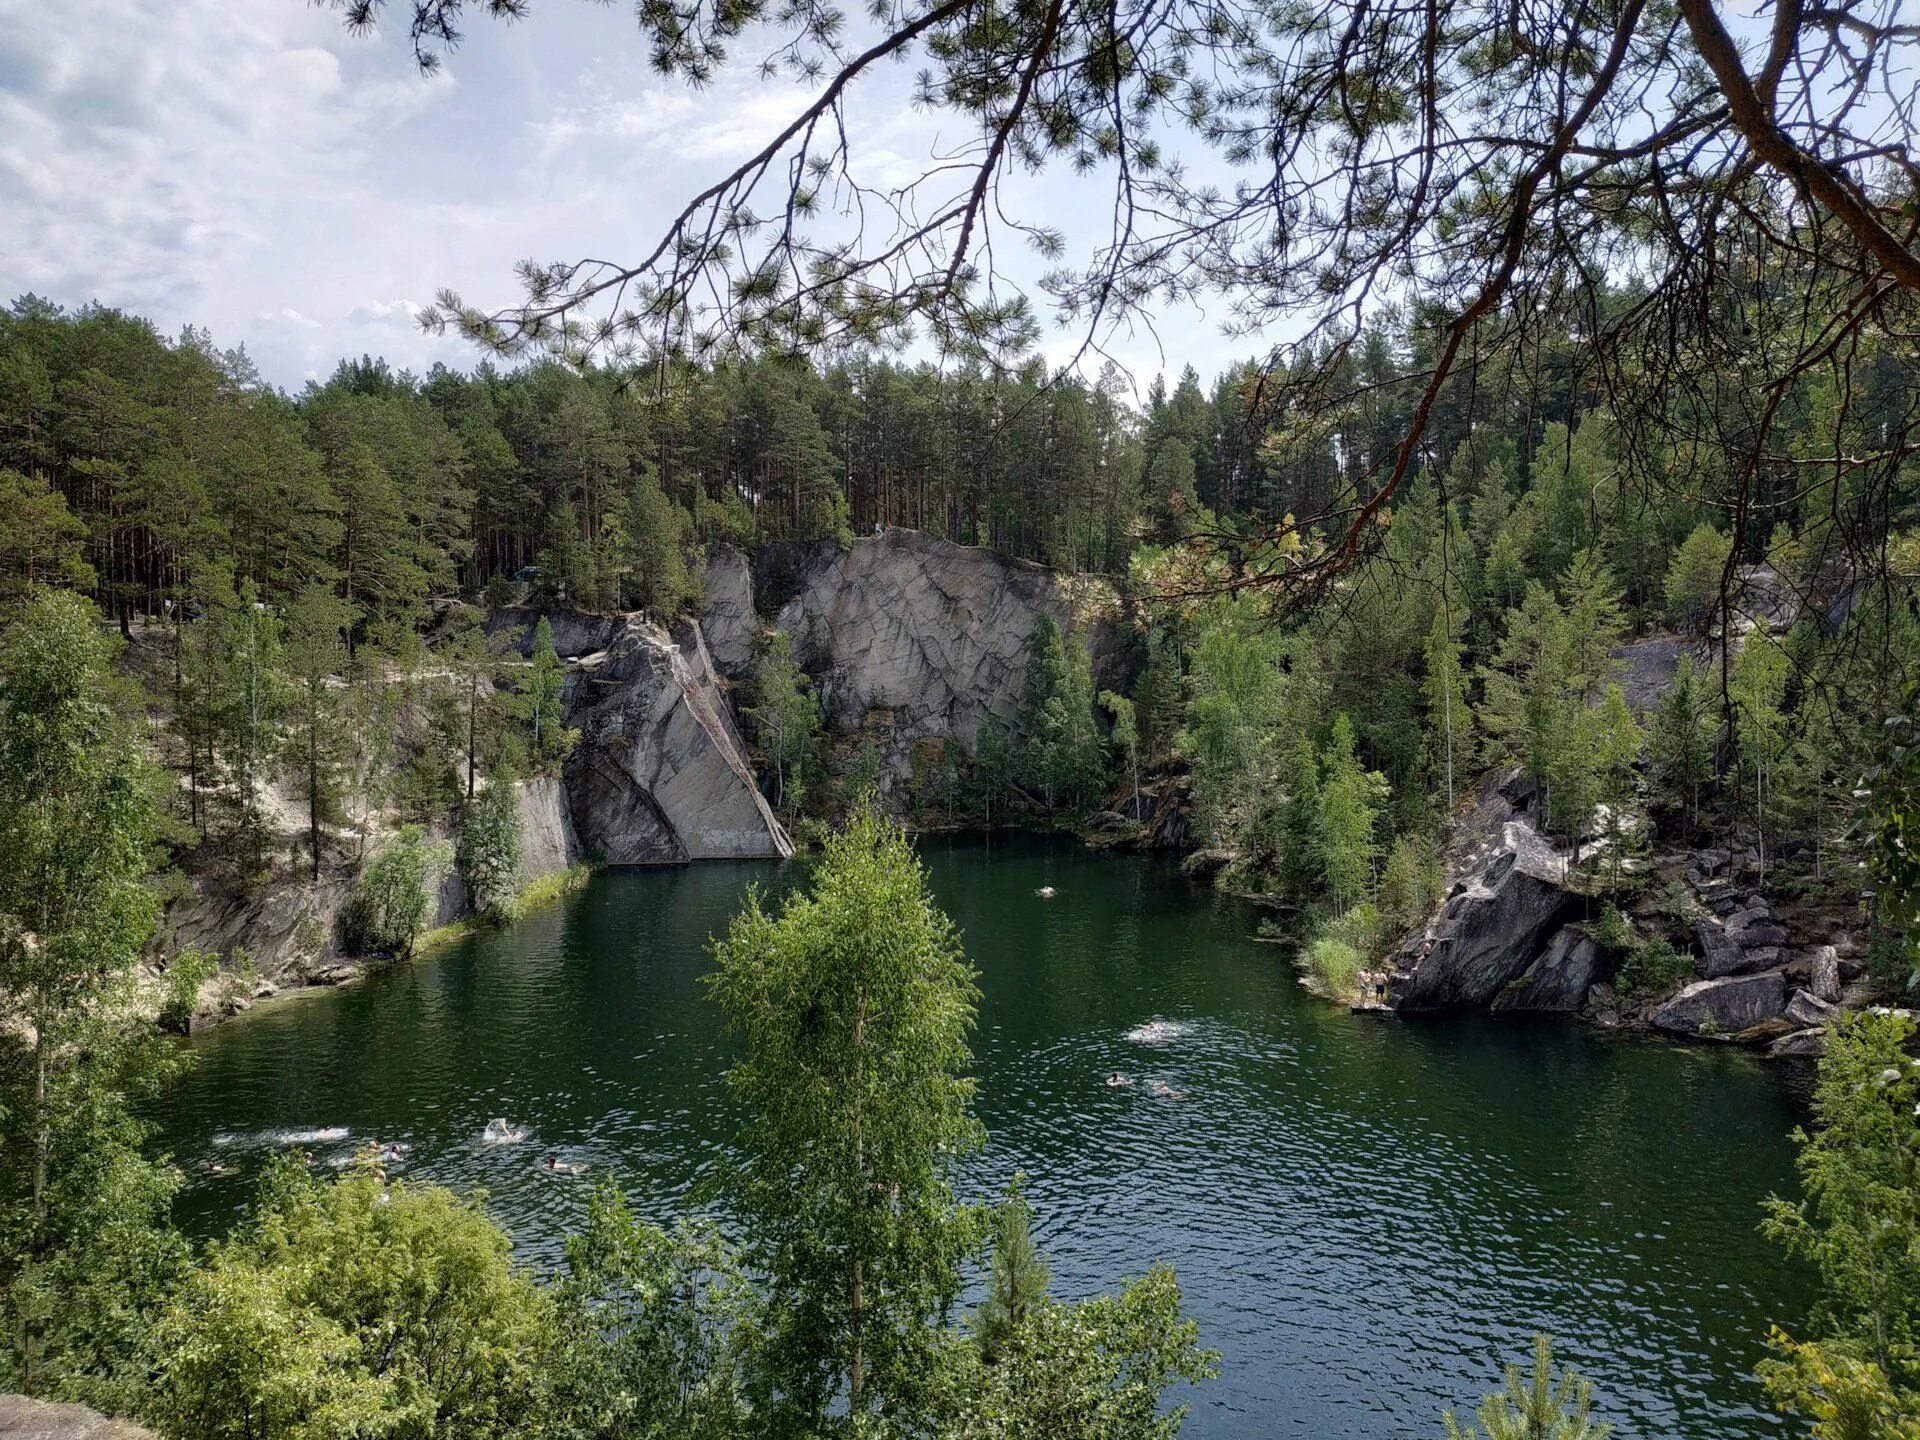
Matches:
[[1378, 836, 1443, 936], [1305, 937, 1366, 998], [159, 949, 218, 1033], [149, 1160, 557, 1440], [1616, 936, 1691, 999], [1323, 901, 1386, 957], [1593, 903, 1634, 953], [344, 826, 447, 959]]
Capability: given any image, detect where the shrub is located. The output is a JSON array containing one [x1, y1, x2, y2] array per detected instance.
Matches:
[[343, 826, 448, 959], [1305, 937, 1366, 998], [1378, 835, 1444, 936], [159, 949, 218, 1033], [1616, 937, 1691, 999], [1592, 904, 1634, 953]]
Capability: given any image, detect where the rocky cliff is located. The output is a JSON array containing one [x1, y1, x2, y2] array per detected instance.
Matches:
[[1383, 766, 1891, 1056], [706, 530, 1121, 799], [562, 615, 793, 862]]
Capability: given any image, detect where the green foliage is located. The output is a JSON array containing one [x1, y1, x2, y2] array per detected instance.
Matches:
[[1018, 615, 1107, 817], [747, 631, 820, 817], [1760, 1012, 1920, 1418], [1647, 657, 1714, 832], [1442, 1335, 1611, 1440], [936, 1264, 1218, 1440], [706, 806, 987, 1431], [344, 824, 448, 959], [1304, 937, 1367, 998], [547, 1181, 751, 1440], [158, 949, 218, 1034], [1591, 905, 1634, 954], [149, 1159, 556, 1440], [519, 616, 576, 773], [280, 583, 351, 880], [457, 772, 523, 920], [1318, 715, 1388, 915], [973, 1181, 1050, 1365], [1099, 690, 1141, 806], [1614, 937, 1690, 999], [1666, 524, 1733, 636], [0, 591, 185, 1402], [1378, 834, 1443, 938]]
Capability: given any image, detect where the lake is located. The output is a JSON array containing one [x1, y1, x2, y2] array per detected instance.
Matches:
[[155, 834, 1815, 1438]]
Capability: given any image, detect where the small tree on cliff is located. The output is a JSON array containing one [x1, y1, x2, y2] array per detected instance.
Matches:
[[280, 583, 352, 881], [746, 632, 819, 817], [518, 616, 574, 773], [706, 806, 986, 1433]]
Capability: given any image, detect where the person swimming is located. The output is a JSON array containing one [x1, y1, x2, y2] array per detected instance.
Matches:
[[1151, 1080, 1187, 1099], [1037, 885, 1057, 898], [543, 1155, 584, 1174], [1106, 1072, 1131, 1088], [483, 1118, 527, 1145], [204, 1161, 231, 1176]]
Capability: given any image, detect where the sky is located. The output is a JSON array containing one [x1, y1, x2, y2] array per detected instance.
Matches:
[[0, 0, 1246, 395]]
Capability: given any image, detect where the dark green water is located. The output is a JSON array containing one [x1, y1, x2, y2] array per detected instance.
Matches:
[[156, 835, 1815, 1438]]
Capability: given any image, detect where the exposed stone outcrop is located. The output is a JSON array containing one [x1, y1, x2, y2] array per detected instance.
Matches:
[[161, 873, 352, 991], [1491, 926, 1607, 1013], [0, 1394, 152, 1438], [1389, 814, 1580, 1013], [759, 531, 1120, 797], [1650, 970, 1788, 1035], [517, 775, 580, 881], [701, 546, 759, 676], [565, 615, 792, 862]]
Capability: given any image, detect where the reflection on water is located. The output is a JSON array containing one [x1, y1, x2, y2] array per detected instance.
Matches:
[[155, 834, 1814, 1439]]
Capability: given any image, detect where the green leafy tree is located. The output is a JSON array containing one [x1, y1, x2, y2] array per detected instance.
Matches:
[[443, 609, 520, 798], [457, 769, 523, 920], [0, 591, 184, 1402], [0, 468, 92, 603], [1732, 630, 1792, 874], [747, 632, 820, 816], [520, 615, 575, 772], [344, 824, 447, 959], [150, 1160, 556, 1440], [706, 806, 986, 1433], [1019, 616, 1106, 816], [1760, 1011, 1920, 1425], [1099, 690, 1141, 811], [1442, 1335, 1612, 1440], [1319, 715, 1388, 915], [547, 1181, 751, 1440]]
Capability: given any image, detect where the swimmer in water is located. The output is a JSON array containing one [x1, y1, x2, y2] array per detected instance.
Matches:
[[204, 1161, 231, 1176], [1037, 885, 1057, 898], [1106, 1073, 1131, 1088], [1152, 1080, 1187, 1099]]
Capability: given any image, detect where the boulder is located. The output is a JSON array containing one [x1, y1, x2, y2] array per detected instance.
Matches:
[[1726, 915, 1788, 950], [1650, 970, 1787, 1035], [0, 1395, 153, 1438], [1769, 1027, 1829, 1060], [1695, 918, 1752, 979], [1389, 819, 1580, 1012], [1786, 989, 1840, 1028], [1492, 926, 1606, 1013], [1810, 944, 1842, 1002], [566, 616, 793, 862]]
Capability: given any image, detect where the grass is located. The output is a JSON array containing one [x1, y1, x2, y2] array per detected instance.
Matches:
[[415, 862, 596, 956]]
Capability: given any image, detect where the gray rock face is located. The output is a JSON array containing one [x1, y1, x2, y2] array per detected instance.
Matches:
[[701, 546, 759, 676], [1650, 970, 1787, 1035], [161, 874, 352, 988], [771, 531, 1118, 788], [1769, 1027, 1829, 1060], [566, 616, 793, 863], [1491, 926, 1607, 1013], [517, 775, 581, 881], [1811, 944, 1842, 1002], [0, 1394, 153, 1438], [489, 607, 624, 659], [1786, 989, 1840, 1028], [1389, 819, 1580, 1012]]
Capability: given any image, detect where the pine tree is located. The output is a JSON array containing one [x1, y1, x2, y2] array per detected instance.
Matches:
[[1442, 1335, 1612, 1440], [280, 584, 352, 882], [1647, 657, 1713, 833], [972, 1182, 1050, 1365], [519, 616, 573, 772], [747, 632, 820, 817]]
